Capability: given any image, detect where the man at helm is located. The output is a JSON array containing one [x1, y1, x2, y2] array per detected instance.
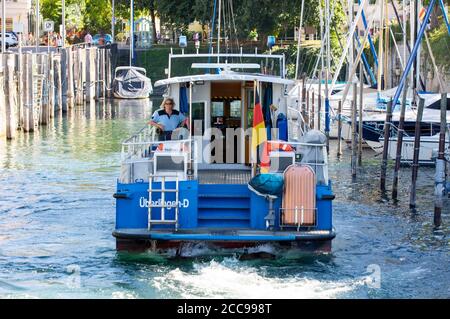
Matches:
[[149, 98, 188, 141]]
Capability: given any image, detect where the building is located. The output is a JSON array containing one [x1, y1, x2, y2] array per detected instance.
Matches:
[[0, 0, 32, 33]]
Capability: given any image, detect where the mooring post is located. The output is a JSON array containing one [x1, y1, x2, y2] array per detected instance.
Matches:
[[311, 89, 315, 129], [306, 89, 310, 128], [0, 55, 5, 138], [351, 82, 358, 177], [5, 53, 18, 139], [301, 75, 307, 131], [434, 93, 447, 227], [318, 90, 322, 131], [66, 48, 74, 109], [392, 83, 409, 200], [380, 100, 393, 192], [410, 97, 425, 209], [56, 54, 63, 112], [74, 47, 82, 105], [85, 47, 95, 102], [95, 48, 101, 100], [358, 61, 364, 166], [38, 54, 49, 126], [23, 52, 34, 132], [337, 100, 343, 157], [48, 52, 55, 118], [106, 47, 112, 98]]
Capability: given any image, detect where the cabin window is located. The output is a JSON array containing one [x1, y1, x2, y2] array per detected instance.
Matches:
[[212, 102, 225, 117], [230, 100, 241, 118]]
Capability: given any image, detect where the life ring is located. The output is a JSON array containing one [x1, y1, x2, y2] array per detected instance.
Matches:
[[156, 142, 189, 153], [267, 141, 294, 152]]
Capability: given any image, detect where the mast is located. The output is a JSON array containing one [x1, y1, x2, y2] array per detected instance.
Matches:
[[384, 0, 389, 89], [217, 0, 222, 63], [377, 0, 384, 95], [295, 0, 305, 80], [129, 0, 134, 66]]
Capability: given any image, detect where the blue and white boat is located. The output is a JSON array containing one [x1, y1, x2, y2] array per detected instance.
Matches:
[[113, 52, 336, 254]]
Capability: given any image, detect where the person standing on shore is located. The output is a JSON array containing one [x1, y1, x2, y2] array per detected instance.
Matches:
[[84, 31, 93, 46]]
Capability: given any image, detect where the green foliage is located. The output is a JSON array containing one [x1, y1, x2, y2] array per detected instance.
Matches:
[[428, 23, 450, 69]]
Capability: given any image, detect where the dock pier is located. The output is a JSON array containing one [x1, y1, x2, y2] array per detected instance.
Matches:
[[0, 44, 116, 139]]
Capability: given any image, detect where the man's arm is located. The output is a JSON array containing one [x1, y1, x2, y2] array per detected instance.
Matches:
[[148, 112, 164, 131]]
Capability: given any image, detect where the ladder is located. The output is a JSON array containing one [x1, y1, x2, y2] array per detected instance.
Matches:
[[148, 175, 180, 231]]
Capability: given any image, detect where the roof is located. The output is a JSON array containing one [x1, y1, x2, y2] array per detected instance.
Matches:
[[154, 73, 295, 87]]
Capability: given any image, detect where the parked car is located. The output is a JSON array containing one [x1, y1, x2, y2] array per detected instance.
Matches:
[[92, 34, 113, 45], [0, 32, 19, 49]]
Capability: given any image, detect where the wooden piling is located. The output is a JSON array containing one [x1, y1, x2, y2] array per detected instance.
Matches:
[[311, 89, 315, 129], [0, 57, 5, 138], [392, 83, 409, 200], [4, 53, 18, 139], [38, 54, 49, 125], [317, 92, 322, 131], [410, 98, 425, 209], [66, 48, 74, 108], [106, 47, 112, 98], [55, 55, 63, 111], [380, 100, 393, 192], [434, 93, 447, 228], [85, 48, 95, 102], [351, 83, 358, 178], [74, 47, 83, 105], [301, 75, 307, 131], [306, 89, 310, 128], [22, 52, 34, 132], [358, 61, 364, 166], [48, 52, 55, 118], [337, 100, 343, 157]]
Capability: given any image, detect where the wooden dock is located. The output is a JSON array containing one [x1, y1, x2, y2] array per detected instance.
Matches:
[[0, 44, 117, 139]]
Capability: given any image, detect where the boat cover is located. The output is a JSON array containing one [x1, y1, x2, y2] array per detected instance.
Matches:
[[113, 68, 153, 99], [248, 174, 284, 198], [299, 130, 328, 185]]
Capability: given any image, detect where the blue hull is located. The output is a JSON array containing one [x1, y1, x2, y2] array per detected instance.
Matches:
[[114, 180, 335, 252]]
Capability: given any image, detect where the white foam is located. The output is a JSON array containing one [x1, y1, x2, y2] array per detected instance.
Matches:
[[153, 259, 363, 299]]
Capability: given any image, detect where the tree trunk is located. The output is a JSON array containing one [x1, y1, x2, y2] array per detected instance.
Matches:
[[149, 0, 158, 43]]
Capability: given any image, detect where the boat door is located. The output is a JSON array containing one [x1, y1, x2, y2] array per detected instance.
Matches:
[[209, 82, 245, 164]]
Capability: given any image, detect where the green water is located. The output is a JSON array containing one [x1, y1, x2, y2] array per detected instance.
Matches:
[[0, 99, 448, 298]]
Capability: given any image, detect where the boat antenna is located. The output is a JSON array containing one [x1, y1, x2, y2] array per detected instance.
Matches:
[[217, 0, 222, 64], [130, 0, 134, 66], [295, 0, 305, 80]]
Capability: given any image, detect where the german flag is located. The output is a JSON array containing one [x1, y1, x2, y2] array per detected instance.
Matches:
[[418, 6, 426, 23], [251, 88, 269, 173]]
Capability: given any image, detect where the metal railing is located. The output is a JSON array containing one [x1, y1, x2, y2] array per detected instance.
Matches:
[[280, 208, 318, 231]]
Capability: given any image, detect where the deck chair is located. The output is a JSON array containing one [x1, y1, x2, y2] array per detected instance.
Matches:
[[281, 164, 316, 229]]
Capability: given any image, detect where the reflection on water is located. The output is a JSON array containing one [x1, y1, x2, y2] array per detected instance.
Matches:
[[0, 99, 448, 299]]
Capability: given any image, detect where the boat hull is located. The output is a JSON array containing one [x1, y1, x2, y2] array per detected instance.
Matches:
[[113, 229, 336, 253]]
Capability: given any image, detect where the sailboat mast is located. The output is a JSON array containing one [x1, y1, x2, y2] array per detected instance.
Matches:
[[130, 0, 134, 66], [384, 0, 389, 89], [377, 0, 384, 95], [217, 0, 222, 63]]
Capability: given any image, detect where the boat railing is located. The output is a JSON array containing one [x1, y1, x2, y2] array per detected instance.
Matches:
[[268, 140, 329, 186], [287, 107, 307, 141], [167, 51, 286, 79], [120, 126, 198, 184], [279, 208, 318, 231]]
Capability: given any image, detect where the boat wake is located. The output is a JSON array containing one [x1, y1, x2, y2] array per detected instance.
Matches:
[[153, 258, 364, 299]]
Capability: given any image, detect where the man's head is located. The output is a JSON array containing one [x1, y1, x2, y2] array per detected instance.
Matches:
[[161, 98, 175, 112]]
